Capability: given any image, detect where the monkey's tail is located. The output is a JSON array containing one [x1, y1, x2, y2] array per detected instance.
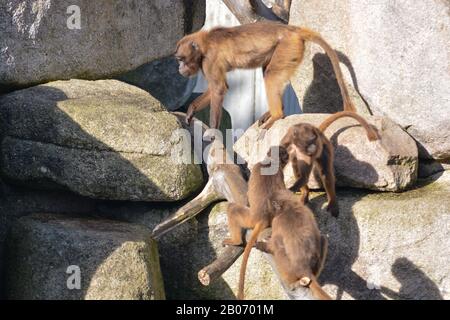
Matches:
[[238, 222, 265, 300], [298, 275, 332, 300], [298, 28, 356, 113], [318, 111, 380, 141]]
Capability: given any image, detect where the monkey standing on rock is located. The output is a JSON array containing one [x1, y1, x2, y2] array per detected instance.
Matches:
[[175, 21, 357, 132], [281, 111, 380, 217]]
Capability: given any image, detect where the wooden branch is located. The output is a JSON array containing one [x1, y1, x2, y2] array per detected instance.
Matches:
[[198, 245, 244, 286], [152, 114, 248, 239], [222, 0, 262, 25], [152, 178, 222, 239]]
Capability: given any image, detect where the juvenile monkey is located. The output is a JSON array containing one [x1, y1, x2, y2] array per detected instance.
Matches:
[[175, 21, 356, 131], [256, 189, 332, 300], [223, 145, 289, 300], [281, 111, 379, 217]]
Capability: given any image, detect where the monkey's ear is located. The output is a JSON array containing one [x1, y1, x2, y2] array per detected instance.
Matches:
[[191, 41, 199, 50]]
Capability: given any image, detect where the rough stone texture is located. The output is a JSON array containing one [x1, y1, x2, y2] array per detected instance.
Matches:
[[0, 181, 96, 297], [0, 79, 204, 201], [315, 170, 450, 300], [95, 201, 287, 299], [118, 56, 196, 111], [234, 114, 418, 192], [289, 0, 450, 160], [0, 0, 205, 93], [71, 171, 450, 300], [4, 213, 165, 300]]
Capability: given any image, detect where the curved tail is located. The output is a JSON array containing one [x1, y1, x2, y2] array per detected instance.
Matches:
[[318, 111, 380, 141], [298, 28, 355, 113], [238, 222, 265, 300], [309, 276, 332, 300]]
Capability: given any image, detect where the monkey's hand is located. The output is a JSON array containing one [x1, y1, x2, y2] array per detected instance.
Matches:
[[185, 107, 195, 125]]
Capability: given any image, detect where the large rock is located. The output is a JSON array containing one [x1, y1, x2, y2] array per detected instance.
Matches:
[[316, 171, 450, 300], [61, 171, 450, 300], [234, 114, 418, 192], [0, 182, 97, 297], [289, 0, 450, 160], [4, 213, 165, 300], [94, 201, 287, 299], [0, 0, 205, 93], [0, 79, 204, 201]]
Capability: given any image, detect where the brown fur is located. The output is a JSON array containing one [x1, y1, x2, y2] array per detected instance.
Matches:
[[256, 189, 332, 300], [223, 145, 289, 299], [281, 111, 379, 217], [175, 21, 356, 130]]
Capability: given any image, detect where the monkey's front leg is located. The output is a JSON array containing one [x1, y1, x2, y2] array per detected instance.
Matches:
[[185, 89, 211, 124]]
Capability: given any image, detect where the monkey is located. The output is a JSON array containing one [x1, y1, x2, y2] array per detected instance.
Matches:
[[255, 189, 332, 300], [222, 145, 290, 300], [280, 111, 379, 217], [175, 21, 357, 131]]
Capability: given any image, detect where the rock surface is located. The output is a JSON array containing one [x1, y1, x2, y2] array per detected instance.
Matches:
[[234, 114, 418, 192], [89, 171, 450, 300], [94, 201, 287, 299], [289, 0, 450, 160], [316, 170, 450, 300], [0, 0, 205, 93], [4, 213, 165, 300], [0, 181, 96, 298], [0, 79, 204, 201]]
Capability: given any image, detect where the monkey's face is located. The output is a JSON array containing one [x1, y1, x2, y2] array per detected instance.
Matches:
[[291, 125, 319, 157], [175, 37, 202, 77]]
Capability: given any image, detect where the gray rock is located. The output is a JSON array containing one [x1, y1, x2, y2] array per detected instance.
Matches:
[[54, 172, 450, 300], [118, 56, 196, 110], [289, 0, 450, 160], [0, 181, 97, 297], [0, 0, 205, 93], [0, 79, 204, 201], [234, 114, 418, 192], [94, 200, 286, 299], [315, 171, 450, 300], [4, 213, 165, 300]]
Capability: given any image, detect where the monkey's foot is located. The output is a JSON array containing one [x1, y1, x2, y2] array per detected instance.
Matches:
[[326, 203, 339, 218], [257, 111, 271, 126], [222, 238, 243, 247]]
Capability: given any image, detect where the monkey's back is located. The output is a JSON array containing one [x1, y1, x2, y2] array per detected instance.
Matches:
[[271, 190, 323, 279], [205, 21, 298, 70]]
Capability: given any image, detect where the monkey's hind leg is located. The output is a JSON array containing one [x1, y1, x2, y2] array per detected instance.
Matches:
[[260, 35, 303, 130], [317, 142, 339, 217], [223, 203, 253, 246]]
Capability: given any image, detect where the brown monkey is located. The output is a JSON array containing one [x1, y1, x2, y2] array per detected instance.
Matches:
[[223, 145, 289, 300], [175, 21, 356, 131], [281, 111, 379, 217], [256, 189, 332, 300]]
